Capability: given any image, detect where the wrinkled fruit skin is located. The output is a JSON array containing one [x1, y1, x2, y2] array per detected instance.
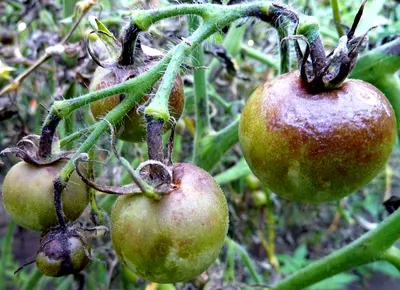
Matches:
[[111, 163, 229, 283], [239, 72, 396, 203], [2, 161, 89, 231], [36, 229, 90, 277], [89, 66, 184, 143]]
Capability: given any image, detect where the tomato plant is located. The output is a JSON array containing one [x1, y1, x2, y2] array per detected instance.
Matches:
[[0, 0, 400, 289]]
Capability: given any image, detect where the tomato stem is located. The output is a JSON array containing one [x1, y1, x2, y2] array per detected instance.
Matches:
[[53, 178, 66, 229], [274, 208, 400, 289], [39, 112, 61, 158], [146, 115, 167, 181], [118, 23, 142, 67]]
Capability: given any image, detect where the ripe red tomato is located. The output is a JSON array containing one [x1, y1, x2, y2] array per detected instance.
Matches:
[[89, 66, 184, 143], [2, 161, 89, 231], [111, 163, 229, 283], [239, 72, 396, 203]]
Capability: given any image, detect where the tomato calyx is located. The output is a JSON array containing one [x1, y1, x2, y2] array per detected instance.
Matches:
[[0, 134, 73, 166], [288, 1, 372, 92]]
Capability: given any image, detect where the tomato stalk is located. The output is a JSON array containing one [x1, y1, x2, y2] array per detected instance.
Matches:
[[273, 208, 400, 289]]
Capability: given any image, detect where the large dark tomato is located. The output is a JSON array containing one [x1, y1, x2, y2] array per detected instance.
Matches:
[[111, 163, 229, 283], [89, 66, 184, 143], [239, 72, 396, 203], [2, 161, 89, 231]]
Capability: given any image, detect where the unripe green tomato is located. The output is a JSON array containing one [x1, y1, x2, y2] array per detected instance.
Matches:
[[252, 190, 267, 207], [36, 230, 90, 277], [89, 66, 184, 143], [111, 163, 229, 283], [239, 72, 396, 203], [2, 161, 89, 231], [245, 173, 261, 190]]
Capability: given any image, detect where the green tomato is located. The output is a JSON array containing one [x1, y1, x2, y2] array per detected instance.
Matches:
[[239, 72, 396, 203], [111, 163, 229, 283], [252, 190, 267, 207], [2, 161, 89, 231], [245, 173, 261, 190]]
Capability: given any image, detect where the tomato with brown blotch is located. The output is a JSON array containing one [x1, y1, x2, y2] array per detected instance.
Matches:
[[239, 72, 396, 203], [2, 160, 89, 231], [111, 163, 229, 283]]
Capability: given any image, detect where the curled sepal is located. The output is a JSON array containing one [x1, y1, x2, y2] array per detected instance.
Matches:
[[88, 16, 121, 62], [0, 134, 74, 166], [295, 0, 373, 91], [74, 154, 176, 197]]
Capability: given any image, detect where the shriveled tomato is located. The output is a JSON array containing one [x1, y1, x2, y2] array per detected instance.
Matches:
[[2, 161, 89, 231], [111, 163, 229, 283], [89, 66, 184, 143], [239, 72, 396, 203], [36, 228, 90, 277]]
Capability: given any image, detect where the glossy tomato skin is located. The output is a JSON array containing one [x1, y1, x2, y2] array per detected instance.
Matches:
[[89, 67, 184, 143], [111, 163, 229, 283], [239, 72, 396, 203], [2, 161, 89, 231]]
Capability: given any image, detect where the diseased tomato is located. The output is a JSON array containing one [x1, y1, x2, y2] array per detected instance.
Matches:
[[239, 72, 396, 203], [111, 163, 229, 283], [36, 228, 90, 277], [89, 66, 184, 143], [2, 161, 89, 231]]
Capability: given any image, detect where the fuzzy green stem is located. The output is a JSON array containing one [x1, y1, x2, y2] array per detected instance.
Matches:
[[278, 26, 291, 74], [59, 125, 96, 148], [144, 44, 186, 121], [330, 0, 344, 37], [241, 44, 279, 70], [273, 208, 400, 289], [62, 83, 76, 149]]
